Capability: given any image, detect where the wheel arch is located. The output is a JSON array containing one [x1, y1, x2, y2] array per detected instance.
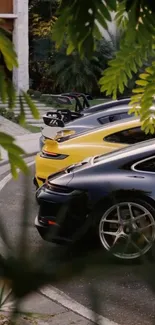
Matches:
[[90, 189, 155, 225]]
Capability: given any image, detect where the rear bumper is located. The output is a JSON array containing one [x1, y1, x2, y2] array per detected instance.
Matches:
[[35, 190, 90, 243], [35, 215, 71, 244]]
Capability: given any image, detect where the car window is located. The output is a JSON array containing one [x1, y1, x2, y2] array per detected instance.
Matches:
[[134, 157, 155, 172], [109, 114, 121, 122], [104, 127, 155, 144], [98, 113, 122, 125], [120, 112, 134, 119], [98, 116, 113, 125], [98, 112, 133, 125]]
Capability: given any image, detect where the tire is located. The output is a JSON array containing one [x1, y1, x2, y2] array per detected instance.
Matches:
[[96, 198, 155, 261]]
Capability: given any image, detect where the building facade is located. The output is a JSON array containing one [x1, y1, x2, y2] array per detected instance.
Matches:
[[0, 0, 29, 92]]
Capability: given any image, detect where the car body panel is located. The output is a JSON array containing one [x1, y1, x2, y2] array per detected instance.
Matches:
[[35, 118, 150, 186], [84, 98, 130, 114], [40, 100, 133, 149], [64, 105, 132, 130], [40, 104, 133, 146], [35, 139, 155, 244]]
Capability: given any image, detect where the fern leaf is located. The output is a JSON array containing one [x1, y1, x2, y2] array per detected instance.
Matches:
[[99, 45, 149, 99]]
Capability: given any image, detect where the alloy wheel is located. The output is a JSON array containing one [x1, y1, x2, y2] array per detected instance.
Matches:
[[99, 202, 155, 259]]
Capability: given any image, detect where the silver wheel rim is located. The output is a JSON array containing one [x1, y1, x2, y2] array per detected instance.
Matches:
[[99, 202, 155, 259]]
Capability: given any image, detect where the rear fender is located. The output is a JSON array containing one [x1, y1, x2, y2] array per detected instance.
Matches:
[[43, 139, 58, 152], [90, 189, 155, 226]]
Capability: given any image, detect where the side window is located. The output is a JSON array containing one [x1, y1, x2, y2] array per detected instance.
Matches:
[[109, 114, 121, 122], [98, 116, 111, 125], [134, 158, 155, 172], [98, 112, 134, 125], [98, 114, 121, 125], [104, 127, 155, 144], [120, 112, 134, 119]]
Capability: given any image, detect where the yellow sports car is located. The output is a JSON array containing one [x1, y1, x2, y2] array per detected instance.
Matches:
[[34, 117, 155, 188]]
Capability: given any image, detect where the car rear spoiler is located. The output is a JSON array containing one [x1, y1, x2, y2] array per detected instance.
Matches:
[[43, 109, 83, 127], [50, 92, 91, 112], [42, 92, 92, 127]]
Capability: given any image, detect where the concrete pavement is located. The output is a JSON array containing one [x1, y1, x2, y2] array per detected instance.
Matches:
[[0, 117, 61, 164], [0, 133, 41, 162], [0, 116, 40, 163], [0, 115, 31, 137], [0, 162, 155, 325], [0, 118, 102, 325], [0, 291, 94, 325], [0, 98, 55, 127], [0, 163, 115, 325], [1, 119, 155, 325]]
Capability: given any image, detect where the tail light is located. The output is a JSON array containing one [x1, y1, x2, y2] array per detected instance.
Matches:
[[45, 181, 73, 193], [43, 150, 59, 156], [40, 150, 68, 160]]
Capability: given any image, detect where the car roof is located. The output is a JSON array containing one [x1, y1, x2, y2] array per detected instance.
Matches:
[[93, 138, 155, 166], [84, 98, 131, 113], [66, 105, 131, 127]]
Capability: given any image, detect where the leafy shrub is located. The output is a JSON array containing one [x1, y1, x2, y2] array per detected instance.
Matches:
[[27, 89, 42, 99], [27, 89, 34, 96], [38, 94, 60, 107]]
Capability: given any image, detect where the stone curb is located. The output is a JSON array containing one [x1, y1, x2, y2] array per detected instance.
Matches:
[[0, 151, 38, 167]]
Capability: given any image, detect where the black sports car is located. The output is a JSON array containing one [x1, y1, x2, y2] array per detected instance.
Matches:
[[35, 139, 155, 260]]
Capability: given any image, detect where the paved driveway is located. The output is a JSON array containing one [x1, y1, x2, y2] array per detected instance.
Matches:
[[0, 165, 155, 325]]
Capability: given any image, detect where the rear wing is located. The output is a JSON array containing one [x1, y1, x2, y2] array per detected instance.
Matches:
[[42, 92, 92, 127], [43, 109, 83, 127], [61, 92, 91, 111], [49, 92, 91, 112]]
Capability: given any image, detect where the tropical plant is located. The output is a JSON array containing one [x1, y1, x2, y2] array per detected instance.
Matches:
[[52, 0, 155, 133], [31, 21, 125, 94], [29, 0, 59, 92], [49, 40, 108, 93]]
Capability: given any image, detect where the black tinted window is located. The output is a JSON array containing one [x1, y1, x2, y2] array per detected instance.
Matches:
[[135, 158, 155, 172], [98, 112, 133, 125], [120, 112, 134, 119], [109, 114, 121, 122], [98, 113, 122, 125], [105, 127, 155, 144], [98, 116, 111, 125]]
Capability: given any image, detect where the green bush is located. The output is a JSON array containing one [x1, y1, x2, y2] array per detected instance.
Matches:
[[40, 94, 62, 107], [27, 89, 42, 99], [27, 89, 34, 96]]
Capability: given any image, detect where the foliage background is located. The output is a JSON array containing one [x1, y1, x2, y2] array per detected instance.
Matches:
[[1, 1, 155, 321]]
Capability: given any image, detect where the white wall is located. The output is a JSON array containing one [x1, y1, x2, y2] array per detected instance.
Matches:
[[13, 0, 29, 92], [97, 12, 117, 40]]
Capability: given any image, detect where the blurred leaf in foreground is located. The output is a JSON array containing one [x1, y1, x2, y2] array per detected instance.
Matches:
[[0, 132, 28, 178], [0, 26, 39, 175]]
